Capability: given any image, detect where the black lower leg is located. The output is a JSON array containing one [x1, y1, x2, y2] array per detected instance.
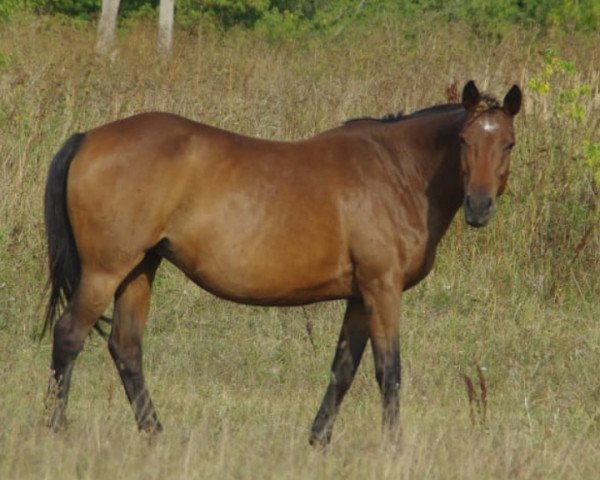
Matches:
[[46, 362, 75, 431], [310, 300, 368, 447], [374, 348, 401, 439], [108, 341, 161, 433], [46, 321, 83, 431]]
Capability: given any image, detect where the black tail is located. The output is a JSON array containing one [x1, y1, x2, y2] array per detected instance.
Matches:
[[42, 133, 86, 339]]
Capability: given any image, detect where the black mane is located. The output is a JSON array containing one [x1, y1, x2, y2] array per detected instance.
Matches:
[[344, 112, 404, 125], [344, 103, 463, 126]]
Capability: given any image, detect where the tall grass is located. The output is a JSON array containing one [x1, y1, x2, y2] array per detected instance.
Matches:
[[0, 14, 599, 479]]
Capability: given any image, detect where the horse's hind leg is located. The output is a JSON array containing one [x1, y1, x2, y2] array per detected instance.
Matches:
[[310, 299, 369, 447], [47, 271, 120, 431], [108, 253, 162, 433]]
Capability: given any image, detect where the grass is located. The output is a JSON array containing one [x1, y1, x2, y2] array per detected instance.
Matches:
[[0, 13, 599, 479]]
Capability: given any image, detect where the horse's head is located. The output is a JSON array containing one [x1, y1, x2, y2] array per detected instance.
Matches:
[[459, 80, 521, 227]]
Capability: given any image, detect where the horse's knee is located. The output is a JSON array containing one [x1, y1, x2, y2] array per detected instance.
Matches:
[[108, 335, 142, 373], [51, 313, 85, 367]]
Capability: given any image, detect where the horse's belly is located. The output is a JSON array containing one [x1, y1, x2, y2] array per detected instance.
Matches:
[[184, 252, 353, 305], [162, 225, 354, 306]]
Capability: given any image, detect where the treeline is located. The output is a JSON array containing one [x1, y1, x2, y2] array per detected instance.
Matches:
[[1, 0, 599, 35]]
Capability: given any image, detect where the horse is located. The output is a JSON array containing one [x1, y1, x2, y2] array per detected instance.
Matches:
[[43, 80, 521, 446]]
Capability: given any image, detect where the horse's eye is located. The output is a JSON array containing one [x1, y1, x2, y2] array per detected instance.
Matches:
[[459, 137, 467, 146], [504, 142, 515, 152]]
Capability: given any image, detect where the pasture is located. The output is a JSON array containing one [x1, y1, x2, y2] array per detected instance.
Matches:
[[0, 14, 599, 479]]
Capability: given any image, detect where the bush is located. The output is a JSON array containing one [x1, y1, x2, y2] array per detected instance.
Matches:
[[1, 0, 598, 34], [0, 0, 29, 20]]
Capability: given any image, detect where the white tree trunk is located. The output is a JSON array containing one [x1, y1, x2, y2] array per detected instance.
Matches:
[[96, 0, 121, 56], [158, 0, 175, 59]]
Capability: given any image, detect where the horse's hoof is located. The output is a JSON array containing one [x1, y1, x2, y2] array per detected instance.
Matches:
[[46, 412, 68, 432], [309, 430, 331, 451], [139, 419, 163, 436]]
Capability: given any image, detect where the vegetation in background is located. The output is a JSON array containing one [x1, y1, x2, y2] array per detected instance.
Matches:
[[1, 0, 599, 34], [0, 5, 598, 480]]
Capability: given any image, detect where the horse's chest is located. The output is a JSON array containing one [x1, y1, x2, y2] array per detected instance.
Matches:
[[403, 246, 436, 290], [393, 204, 435, 289]]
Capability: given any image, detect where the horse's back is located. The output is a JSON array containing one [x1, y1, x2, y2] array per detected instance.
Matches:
[[67, 112, 360, 304]]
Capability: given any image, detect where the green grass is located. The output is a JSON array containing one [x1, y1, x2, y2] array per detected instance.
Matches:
[[0, 14, 599, 479]]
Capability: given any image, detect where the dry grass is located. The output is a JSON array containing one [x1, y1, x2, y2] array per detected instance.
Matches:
[[1, 14, 599, 479]]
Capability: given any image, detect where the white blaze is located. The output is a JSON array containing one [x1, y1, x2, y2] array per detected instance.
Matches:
[[482, 119, 498, 133]]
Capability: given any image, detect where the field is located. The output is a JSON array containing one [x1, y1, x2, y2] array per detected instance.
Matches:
[[0, 13, 599, 479]]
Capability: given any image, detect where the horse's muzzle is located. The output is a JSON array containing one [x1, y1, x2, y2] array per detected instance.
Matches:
[[464, 194, 495, 228]]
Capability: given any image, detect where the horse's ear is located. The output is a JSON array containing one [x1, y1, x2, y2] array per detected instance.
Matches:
[[503, 85, 522, 116], [461, 80, 480, 111]]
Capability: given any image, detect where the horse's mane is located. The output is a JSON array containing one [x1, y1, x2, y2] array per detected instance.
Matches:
[[344, 112, 404, 125], [344, 93, 501, 126], [344, 103, 464, 126]]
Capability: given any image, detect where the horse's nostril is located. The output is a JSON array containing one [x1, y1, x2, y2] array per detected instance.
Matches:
[[465, 194, 493, 213]]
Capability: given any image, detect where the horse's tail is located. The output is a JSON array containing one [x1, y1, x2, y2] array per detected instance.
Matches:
[[42, 133, 86, 339]]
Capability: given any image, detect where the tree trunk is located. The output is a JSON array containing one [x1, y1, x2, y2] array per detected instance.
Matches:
[[158, 0, 175, 60], [96, 0, 121, 56]]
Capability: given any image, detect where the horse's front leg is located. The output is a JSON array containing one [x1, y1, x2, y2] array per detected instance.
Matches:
[[359, 271, 403, 442], [310, 298, 369, 447]]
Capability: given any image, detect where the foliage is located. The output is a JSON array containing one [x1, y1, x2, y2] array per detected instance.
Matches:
[[584, 141, 600, 189], [528, 49, 590, 122], [34, 0, 100, 19], [1, 0, 160, 21], [424, 0, 600, 32], [528, 48, 598, 191], [1, 0, 599, 34], [0, 0, 29, 20]]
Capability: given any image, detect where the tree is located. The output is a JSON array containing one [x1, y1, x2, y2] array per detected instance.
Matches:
[[96, 0, 121, 56], [95, 0, 175, 59], [158, 0, 175, 59]]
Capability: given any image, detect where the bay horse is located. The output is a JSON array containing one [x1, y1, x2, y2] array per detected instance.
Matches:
[[43, 80, 521, 446]]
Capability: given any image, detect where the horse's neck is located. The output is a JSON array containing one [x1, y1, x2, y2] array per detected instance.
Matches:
[[422, 143, 465, 244], [387, 111, 466, 244]]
